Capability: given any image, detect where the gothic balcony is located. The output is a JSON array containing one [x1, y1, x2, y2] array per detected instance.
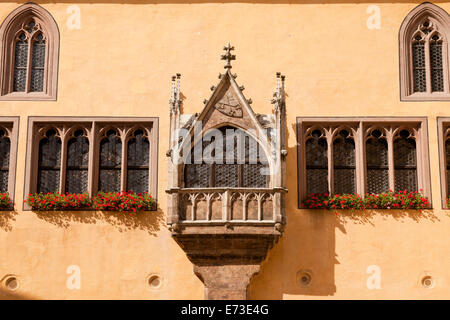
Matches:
[[167, 187, 286, 234]]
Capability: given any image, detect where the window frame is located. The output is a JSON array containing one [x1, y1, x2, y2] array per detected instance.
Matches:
[[0, 3, 59, 101], [23, 117, 159, 210], [0, 117, 19, 209], [437, 117, 450, 208], [399, 2, 450, 101], [297, 117, 431, 209]]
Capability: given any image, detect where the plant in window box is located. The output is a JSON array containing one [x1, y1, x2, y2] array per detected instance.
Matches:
[[25, 192, 91, 211], [0, 193, 12, 210], [302, 190, 429, 210], [364, 190, 429, 210], [91, 191, 154, 213]]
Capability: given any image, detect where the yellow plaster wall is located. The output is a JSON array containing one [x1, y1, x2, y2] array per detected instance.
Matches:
[[0, 1, 449, 299]]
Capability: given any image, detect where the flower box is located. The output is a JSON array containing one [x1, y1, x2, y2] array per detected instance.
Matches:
[[25, 191, 155, 213], [302, 190, 430, 211], [91, 191, 154, 213]]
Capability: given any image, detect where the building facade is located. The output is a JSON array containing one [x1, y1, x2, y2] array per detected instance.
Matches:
[[0, 1, 450, 299]]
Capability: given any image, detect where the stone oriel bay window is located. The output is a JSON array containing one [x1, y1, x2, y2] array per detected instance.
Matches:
[[23, 117, 159, 210], [437, 117, 450, 208], [166, 45, 287, 300], [0, 3, 59, 101], [0, 117, 19, 207], [297, 117, 431, 208], [399, 3, 450, 101]]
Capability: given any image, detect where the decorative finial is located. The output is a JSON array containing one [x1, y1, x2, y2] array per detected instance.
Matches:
[[170, 74, 182, 113], [271, 72, 286, 107], [221, 42, 236, 69]]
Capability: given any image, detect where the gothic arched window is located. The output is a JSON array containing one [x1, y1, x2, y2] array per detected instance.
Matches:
[[400, 3, 450, 100], [0, 3, 59, 100], [184, 126, 269, 188], [99, 129, 122, 193], [127, 129, 150, 194], [37, 129, 61, 193], [66, 129, 89, 194]]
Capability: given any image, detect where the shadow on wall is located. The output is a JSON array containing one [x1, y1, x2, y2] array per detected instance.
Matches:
[[33, 205, 165, 236], [0, 209, 18, 232], [0, 286, 37, 300], [249, 122, 440, 299]]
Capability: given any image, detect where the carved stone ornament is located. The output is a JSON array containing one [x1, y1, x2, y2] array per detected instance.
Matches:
[[214, 88, 243, 118]]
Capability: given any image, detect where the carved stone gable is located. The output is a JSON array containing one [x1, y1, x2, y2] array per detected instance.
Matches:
[[201, 78, 257, 133]]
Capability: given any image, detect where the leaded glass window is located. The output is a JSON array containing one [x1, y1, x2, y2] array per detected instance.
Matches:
[[127, 129, 149, 194], [411, 19, 446, 94], [11, 20, 46, 93], [184, 126, 269, 188], [394, 130, 418, 192], [333, 130, 356, 194], [299, 120, 430, 206], [37, 129, 61, 193], [430, 34, 444, 92], [0, 129, 10, 193], [30, 33, 45, 92], [412, 36, 426, 93], [99, 130, 122, 193], [65, 130, 89, 194], [305, 129, 328, 194], [366, 129, 389, 194], [13, 32, 28, 92]]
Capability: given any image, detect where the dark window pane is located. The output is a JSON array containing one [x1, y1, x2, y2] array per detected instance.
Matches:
[[65, 132, 89, 194], [183, 126, 269, 188], [366, 136, 389, 194], [127, 130, 149, 194], [0, 132, 10, 193], [412, 42, 426, 93], [37, 130, 61, 193], [394, 132, 417, 192], [333, 131, 356, 194], [30, 33, 45, 92], [305, 132, 328, 194], [13, 34, 28, 92], [430, 39, 444, 92], [99, 130, 121, 192]]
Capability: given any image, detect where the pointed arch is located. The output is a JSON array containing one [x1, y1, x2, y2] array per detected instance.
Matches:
[[399, 2, 450, 100], [0, 2, 59, 100]]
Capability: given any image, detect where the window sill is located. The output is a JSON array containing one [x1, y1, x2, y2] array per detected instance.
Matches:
[[0, 92, 56, 101], [401, 93, 450, 101]]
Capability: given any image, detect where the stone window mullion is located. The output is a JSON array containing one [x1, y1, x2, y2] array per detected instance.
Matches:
[[443, 40, 450, 93], [25, 36, 32, 93], [59, 128, 68, 193], [120, 130, 127, 192], [87, 124, 96, 197], [425, 38, 432, 94], [354, 125, 364, 196], [327, 131, 334, 195], [386, 128, 395, 191]]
